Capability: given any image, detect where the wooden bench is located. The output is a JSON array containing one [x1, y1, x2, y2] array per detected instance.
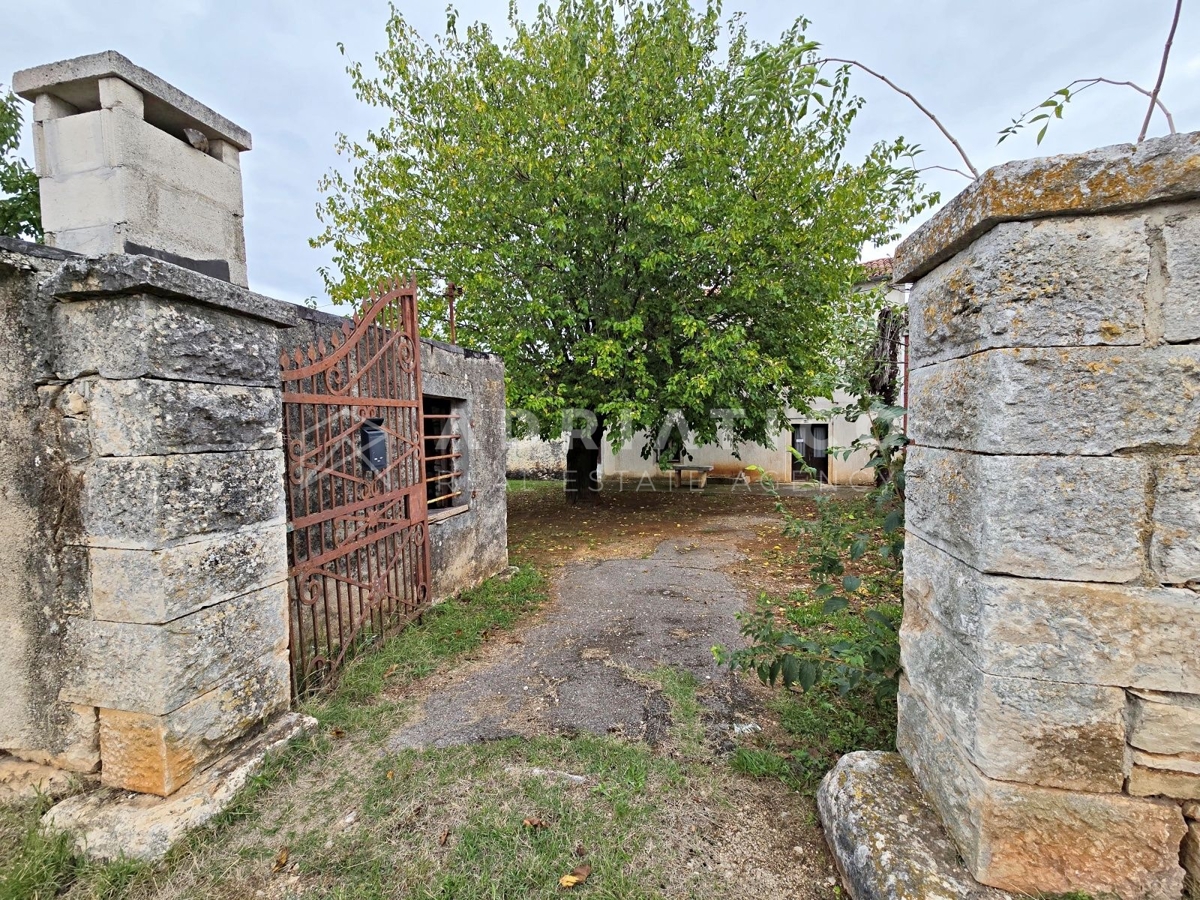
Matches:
[[671, 464, 713, 490]]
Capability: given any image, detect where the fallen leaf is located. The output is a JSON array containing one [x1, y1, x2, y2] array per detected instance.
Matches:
[[559, 864, 592, 889], [574, 843, 587, 857], [330, 727, 346, 738], [385, 770, 394, 780], [383, 664, 399, 679], [438, 828, 450, 846], [522, 817, 548, 829], [271, 847, 290, 873]]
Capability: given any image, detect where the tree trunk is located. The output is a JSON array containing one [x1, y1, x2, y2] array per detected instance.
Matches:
[[565, 416, 604, 502]]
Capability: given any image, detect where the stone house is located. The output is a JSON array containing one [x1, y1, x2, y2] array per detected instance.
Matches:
[[507, 261, 904, 487]]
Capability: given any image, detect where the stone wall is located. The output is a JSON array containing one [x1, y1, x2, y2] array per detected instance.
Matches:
[[893, 131, 1200, 899], [0, 243, 299, 797]]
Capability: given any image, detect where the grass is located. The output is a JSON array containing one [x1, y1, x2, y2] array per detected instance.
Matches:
[[266, 734, 684, 899], [0, 565, 550, 900]]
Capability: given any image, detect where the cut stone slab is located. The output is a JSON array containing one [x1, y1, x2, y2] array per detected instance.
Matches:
[[1128, 690, 1200, 758], [81, 449, 285, 549], [0, 755, 89, 804], [903, 535, 1200, 693], [86, 377, 282, 457], [900, 602, 1126, 793], [89, 524, 287, 624], [893, 131, 1200, 283], [898, 681, 1187, 899], [13, 51, 252, 150], [1151, 456, 1200, 585], [906, 215, 1148, 367], [52, 294, 287, 388], [43, 711, 315, 861], [909, 345, 1200, 455], [817, 751, 1010, 900], [98, 651, 290, 796], [1164, 208, 1200, 343], [905, 447, 1147, 583], [62, 583, 288, 714]]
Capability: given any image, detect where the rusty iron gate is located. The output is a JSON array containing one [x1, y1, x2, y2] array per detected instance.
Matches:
[[280, 278, 431, 695]]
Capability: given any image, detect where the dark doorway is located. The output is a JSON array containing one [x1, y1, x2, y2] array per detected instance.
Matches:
[[792, 423, 829, 482]]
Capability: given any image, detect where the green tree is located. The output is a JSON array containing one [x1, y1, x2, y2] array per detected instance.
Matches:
[[316, 0, 934, 494], [0, 87, 40, 240]]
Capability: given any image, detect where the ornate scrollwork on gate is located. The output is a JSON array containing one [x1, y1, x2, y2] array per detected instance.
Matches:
[[280, 277, 431, 695]]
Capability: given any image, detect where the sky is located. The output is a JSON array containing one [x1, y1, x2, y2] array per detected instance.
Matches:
[[3, 1, 1198, 313]]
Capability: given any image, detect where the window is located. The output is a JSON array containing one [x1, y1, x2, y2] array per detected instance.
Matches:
[[423, 395, 466, 510]]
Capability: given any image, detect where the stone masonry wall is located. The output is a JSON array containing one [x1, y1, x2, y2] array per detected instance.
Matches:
[[893, 132, 1200, 899], [0, 243, 298, 797]]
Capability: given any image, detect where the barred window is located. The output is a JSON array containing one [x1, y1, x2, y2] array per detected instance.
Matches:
[[423, 395, 465, 510]]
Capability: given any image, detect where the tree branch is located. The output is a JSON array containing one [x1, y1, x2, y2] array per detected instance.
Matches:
[[1138, 0, 1183, 142], [819, 57, 978, 179], [915, 164, 976, 179]]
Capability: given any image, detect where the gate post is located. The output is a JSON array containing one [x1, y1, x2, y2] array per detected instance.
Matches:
[[38, 255, 306, 802], [893, 132, 1200, 898]]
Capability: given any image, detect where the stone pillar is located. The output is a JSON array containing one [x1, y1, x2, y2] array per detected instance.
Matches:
[[893, 132, 1200, 898], [37, 254, 300, 797]]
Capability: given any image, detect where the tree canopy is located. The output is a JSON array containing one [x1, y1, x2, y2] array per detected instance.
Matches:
[[0, 88, 40, 241], [315, 0, 934, 454]]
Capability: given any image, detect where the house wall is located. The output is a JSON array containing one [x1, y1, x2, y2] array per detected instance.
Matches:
[[599, 390, 875, 486]]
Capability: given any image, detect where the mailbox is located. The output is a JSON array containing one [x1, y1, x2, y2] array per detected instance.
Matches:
[[360, 418, 388, 475]]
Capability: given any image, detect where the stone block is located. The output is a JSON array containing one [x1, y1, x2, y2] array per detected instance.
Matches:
[[89, 524, 286, 624], [909, 346, 1200, 455], [1185, 800, 1200, 820], [97, 76, 144, 117], [817, 751, 1010, 900], [7, 704, 99, 774], [98, 651, 289, 796], [1151, 457, 1200, 585], [44, 713, 314, 863], [903, 535, 1200, 693], [894, 131, 1200, 283], [14, 51, 253, 151], [905, 446, 1147, 582], [1130, 690, 1200, 758], [1164, 210, 1200, 343], [907, 215, 1147, 368], [898, 681, 1187, 899], [61, 583, 287, 715], [82, 449, 285, 550], [901, 603, 1126, 792], [1129, 762, 1200, 800], [1184, 821, 1199, 883], [53, 295, 283, 387], [86, 378, 281, 456], [40, 111, 107, 176]]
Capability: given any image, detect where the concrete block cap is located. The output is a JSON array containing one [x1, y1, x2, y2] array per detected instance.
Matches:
[[12, 51, 251, 152]]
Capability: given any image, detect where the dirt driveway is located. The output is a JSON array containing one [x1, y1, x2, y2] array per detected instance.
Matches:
[[9, 483, 861, 900]]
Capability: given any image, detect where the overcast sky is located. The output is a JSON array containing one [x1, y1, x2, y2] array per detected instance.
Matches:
[[4, 1, 1198, 312]]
